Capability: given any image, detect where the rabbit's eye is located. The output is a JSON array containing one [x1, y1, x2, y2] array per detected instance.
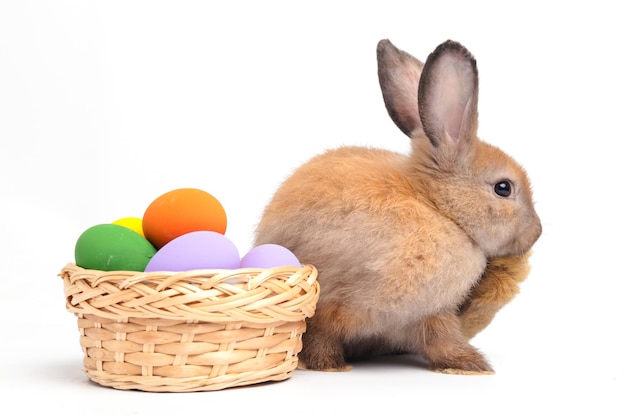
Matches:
[[494, 181, 512, 197]]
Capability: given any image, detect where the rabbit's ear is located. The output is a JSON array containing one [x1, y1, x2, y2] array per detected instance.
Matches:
[[418, 40, 479, 154], [377, 39, 424, 138]]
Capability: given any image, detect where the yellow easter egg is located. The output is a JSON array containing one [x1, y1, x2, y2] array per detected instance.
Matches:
[[112, 217, 144, 237]]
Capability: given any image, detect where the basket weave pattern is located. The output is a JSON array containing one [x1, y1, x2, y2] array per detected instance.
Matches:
[[59, 263, 320, 392]]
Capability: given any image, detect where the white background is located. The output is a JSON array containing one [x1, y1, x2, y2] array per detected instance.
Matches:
[[1, 1, 624, 415]]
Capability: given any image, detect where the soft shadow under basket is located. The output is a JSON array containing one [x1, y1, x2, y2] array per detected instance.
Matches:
[[58, 263, 320, 392]]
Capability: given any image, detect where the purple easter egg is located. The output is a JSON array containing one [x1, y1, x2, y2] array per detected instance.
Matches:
[[144, 231, 240, 272], [240, 244, 301, 268]]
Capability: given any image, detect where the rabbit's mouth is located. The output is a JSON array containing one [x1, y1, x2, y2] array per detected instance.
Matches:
[[517, 212, 543, 253], [497, 221, 542, 258], [473, 218, 541, 258]]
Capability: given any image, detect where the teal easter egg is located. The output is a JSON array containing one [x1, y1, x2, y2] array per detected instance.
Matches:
[[75, 224, 157, 271]]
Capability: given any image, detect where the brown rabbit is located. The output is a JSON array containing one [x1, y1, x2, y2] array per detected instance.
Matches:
[[254, 39, 542, 374]]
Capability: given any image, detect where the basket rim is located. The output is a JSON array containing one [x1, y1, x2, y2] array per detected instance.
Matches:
[[59, 262, 320, 323]]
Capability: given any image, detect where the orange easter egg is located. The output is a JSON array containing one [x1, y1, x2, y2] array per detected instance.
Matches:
[[143, 188, 227, 249]]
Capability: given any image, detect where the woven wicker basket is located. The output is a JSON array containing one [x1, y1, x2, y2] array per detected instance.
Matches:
[[58, 262, 320, 392]]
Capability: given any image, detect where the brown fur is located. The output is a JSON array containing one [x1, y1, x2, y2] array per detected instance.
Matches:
[[458, 252, 532, 339], [255, 39, 541, 375]]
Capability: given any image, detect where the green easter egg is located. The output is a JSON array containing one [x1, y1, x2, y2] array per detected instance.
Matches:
[[75, 223, 157, 271]]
